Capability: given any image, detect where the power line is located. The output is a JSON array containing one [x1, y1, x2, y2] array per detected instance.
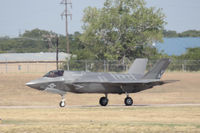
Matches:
[[60, 0, 72, 54]]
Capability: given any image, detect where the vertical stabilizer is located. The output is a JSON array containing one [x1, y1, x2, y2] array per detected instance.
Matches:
[[128, 58, 148, 75], [143, 58, 171, 79]]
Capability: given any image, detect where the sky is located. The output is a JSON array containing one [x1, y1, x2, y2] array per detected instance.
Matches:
[[0, 0, 200, 37]]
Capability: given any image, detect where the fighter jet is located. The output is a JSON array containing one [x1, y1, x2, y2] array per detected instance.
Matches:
[[26, 58, 175, 107]]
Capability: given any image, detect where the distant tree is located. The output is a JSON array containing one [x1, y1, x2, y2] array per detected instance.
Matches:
[[178, 30, 200, 37], [80, 0, 166, 60], [0, 29, 85, 54], [162, 30, 200, 38], [163, 30, 178, 38], [22, 28, 54, 39], [181, 47, 200, 60], [177, 47, 200, 71]]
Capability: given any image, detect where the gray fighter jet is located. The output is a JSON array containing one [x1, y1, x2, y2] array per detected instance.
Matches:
[[26, 58, 175, 107]]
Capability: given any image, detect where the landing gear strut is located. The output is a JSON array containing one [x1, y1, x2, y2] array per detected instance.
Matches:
[[99, 94, 109, 106], [124, 93, 133, 106], [59, 95, 66, 107]]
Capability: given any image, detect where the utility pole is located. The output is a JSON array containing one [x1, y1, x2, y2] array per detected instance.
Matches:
[[56, 36, 59, 70], [61, 0, 72, 54]]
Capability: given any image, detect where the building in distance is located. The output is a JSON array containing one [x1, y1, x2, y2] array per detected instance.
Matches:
[[0, 52, 70, 73]]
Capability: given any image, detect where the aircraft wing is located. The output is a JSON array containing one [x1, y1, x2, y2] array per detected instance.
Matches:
[[67, 79, 178, 93], [72, 79, 178, 85], [109, 79, 179, 85]]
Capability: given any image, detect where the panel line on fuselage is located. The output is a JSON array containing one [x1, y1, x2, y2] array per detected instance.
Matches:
[[129, 74, 136, 80], [98, 76, 105, 82], [110, 73, 118, 80]]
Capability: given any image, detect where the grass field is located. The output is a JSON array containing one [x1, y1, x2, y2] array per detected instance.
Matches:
[[0, 106, 200, 133], [0, 72, 200, 132]]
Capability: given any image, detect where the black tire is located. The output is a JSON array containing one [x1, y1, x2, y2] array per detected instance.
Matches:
[[99, 97, 109, 106], [124, 97, 133, 106], [59, 101, 65, 107]]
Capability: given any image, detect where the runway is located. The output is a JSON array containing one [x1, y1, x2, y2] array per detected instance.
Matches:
[[0, 103, 200, 109]]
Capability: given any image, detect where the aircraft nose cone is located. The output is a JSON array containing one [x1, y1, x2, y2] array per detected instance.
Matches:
[[26, 81, 36, 88], [26, 81, 41, 90]]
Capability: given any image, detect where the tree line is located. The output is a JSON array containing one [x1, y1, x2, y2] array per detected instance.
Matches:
[[163, 30, 200, 38], [0, 29, 83, 54], [1, 29, 199, 53]]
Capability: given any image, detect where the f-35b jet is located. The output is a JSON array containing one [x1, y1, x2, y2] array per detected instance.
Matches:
[[26, 58, 175, 107]]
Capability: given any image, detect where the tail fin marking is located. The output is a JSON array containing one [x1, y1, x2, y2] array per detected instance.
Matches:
[[143, 58, 171, 79]]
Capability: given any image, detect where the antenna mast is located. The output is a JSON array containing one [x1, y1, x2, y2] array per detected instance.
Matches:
[[61, 0, 72, 54]]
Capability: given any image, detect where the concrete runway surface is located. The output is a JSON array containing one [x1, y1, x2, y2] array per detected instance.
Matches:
[[0, 104, 200, 109]]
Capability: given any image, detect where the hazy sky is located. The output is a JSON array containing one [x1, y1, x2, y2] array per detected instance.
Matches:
[[0, 0, 200, 37]]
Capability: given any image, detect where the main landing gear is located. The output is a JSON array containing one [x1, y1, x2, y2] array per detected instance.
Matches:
[[124, 93, 133, 106], [99, 93, 133, 106], [99, 94, 109, 106], [59, 95, 66, 108], [124, 96, 133, 106]]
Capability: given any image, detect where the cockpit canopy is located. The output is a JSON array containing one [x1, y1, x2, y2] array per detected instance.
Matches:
[[44, 70, 64, 78]]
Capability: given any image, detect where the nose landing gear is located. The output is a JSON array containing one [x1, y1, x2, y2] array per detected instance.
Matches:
[[59, 95, 66, 107]]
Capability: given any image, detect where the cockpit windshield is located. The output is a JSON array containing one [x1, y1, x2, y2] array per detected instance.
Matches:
[[43, 70, 64, 78]]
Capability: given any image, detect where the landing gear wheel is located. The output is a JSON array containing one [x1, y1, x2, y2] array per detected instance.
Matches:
[[99, 97, 109, 106], [124, 97, 133, 106], [59, 101, 65, 107]]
